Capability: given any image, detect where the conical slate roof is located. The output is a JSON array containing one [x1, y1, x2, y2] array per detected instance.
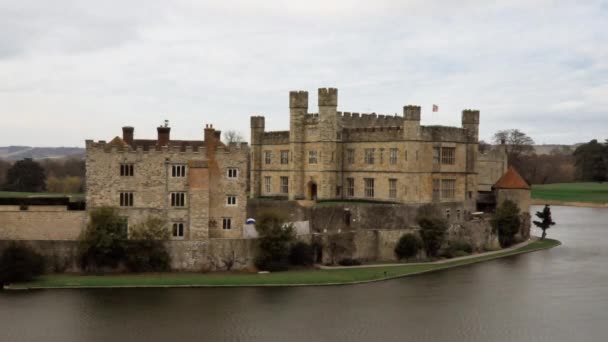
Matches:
[[493, 166, 530, 190]]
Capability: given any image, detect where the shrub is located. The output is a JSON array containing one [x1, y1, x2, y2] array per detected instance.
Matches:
[[289, 241, 314, 266], [125, 216, 171, 272], [450, 241, 473, 254], [338, 258, 362, 266], [394, 234, 421, 261], [416, 205, 448, 258], [492, 200, 521, 248], [78, 207, 128, 271], [0, 243, 45, 286], [254, 211, 295, 272]]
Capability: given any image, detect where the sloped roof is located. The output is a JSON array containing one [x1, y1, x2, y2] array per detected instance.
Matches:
[[108, 136, 129, 148], [493, 166, 531, 190]]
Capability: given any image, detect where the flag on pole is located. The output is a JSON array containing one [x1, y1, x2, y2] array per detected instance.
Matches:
[[432, 104, 439, 112]]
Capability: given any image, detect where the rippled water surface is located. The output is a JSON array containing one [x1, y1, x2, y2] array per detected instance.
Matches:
[[1, 206, 608, 342]]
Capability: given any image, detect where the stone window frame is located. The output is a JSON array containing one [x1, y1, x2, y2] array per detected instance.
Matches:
[[119, 192, 134, 207], [264, 176, 271, 193], [171, 164, 187, 177], [308, 150, 318, 164], [346, 149, 355, 165], [280, 176, 289, 194], [280, 150, 289, 165], [433, 147, 441, 165], [171, 222, 185, 239], [364, 178, 375, 198], [120, 163, 134, 177], [227, 168, 239, 179], [389, 178, 397, 199], [441, 147, 456, 165], [346, 178, 355, 197], [364, 148, 375, 165], [432, 179, 440, 201], [441, 179, 456, 199], [389, 148, 398, 165], [226, 195, 237, 206], [170, 192, 186, 207], [264, 150, 272, 165], [222, 217, 232, 230]]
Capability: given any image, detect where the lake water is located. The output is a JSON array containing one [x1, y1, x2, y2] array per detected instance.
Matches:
[[1, 206, 607, 342]]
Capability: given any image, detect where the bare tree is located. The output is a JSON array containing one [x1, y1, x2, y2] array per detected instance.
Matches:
[[478, 140, 491, 154], [223, 130, 244, 144], [492, 129, 535, 166]]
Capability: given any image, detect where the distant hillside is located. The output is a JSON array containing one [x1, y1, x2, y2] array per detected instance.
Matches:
[[0, 146, 84, 161], [533, 144, 583, 155]]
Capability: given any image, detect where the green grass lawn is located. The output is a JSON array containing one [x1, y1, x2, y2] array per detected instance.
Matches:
[[0, 191, 84, 200], [9, 239, 560, 289], [532, 182, 608, 203]]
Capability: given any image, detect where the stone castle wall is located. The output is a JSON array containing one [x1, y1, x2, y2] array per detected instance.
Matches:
[[0, 208, 85, 241]]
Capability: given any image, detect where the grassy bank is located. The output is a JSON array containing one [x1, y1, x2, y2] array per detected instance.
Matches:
[[8, 239, 560, 289], [532, 182, 608, 204]]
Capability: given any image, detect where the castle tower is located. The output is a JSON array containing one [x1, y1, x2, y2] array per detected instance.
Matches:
[[403, 105, 421, 140], [318, 87, 341, 199], [462, 110, 480, 141], [289, 91, 308, 200], [462, 109, 480, 207], [250, 116, 265, 198]]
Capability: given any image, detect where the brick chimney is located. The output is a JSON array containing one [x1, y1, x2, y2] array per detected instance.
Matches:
[[157, 125, 170, 147], [122, 126, 134, 146], [204, 124, 219, 156]]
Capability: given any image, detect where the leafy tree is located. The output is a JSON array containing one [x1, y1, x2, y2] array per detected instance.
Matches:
[[493, 129, 535, 167], [492, 200, 521, 247], [289, 241, 314, 266], [0, 242, 45, 287], [573, 140, 608, 182], [533, 205, 556, 240], [416, 205, 448, 258], [78, 207, 128, 271], [4, 158, 46, 192], [254, 211, 295, 271], [125, 216, 171, 272], [394, 234, 421, 261]]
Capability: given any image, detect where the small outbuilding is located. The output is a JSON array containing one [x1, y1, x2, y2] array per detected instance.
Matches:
[[492, 166, 531, 214]]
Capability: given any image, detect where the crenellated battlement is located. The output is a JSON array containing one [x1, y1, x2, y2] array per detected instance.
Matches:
[[318, 87, 338, 106], [86, 140, 249, 155], [338, 111, 404, 129], [289, 90, 309, 109]]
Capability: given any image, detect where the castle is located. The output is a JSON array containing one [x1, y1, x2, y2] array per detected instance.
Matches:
[[85, 123, 248, 240], [251, 88, 495, 213], [1, 87, 527, 270]]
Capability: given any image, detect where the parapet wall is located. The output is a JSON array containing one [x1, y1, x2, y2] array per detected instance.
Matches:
[[339, 112, 404, 129], [343, 126, 403, 142], [420, 126, 469, 142], [262, 131, 290, 145], [86, 140, 249, 155]]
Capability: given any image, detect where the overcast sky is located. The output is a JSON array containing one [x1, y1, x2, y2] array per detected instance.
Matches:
[[1, 0, 607, 147]]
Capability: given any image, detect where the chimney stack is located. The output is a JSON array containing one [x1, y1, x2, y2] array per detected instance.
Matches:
[[157, 124, 170, 147], [122, 126, 134, 146]]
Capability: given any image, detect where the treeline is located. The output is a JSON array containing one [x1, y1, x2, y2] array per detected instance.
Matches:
[[487, 129, 606, 184], [0, 157, 85, 193]]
